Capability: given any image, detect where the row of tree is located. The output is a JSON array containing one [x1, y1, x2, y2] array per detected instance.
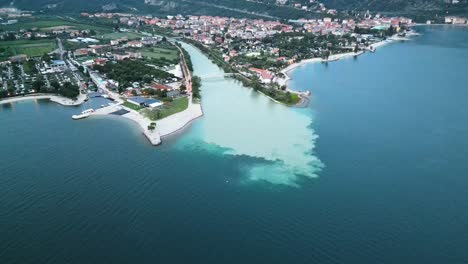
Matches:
[[32, 78, 80, 99], [93, 59, 174, 90]]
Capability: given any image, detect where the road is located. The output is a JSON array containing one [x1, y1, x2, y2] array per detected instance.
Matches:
[[56, 38, 65, 61], [171, 41, 194, 106]]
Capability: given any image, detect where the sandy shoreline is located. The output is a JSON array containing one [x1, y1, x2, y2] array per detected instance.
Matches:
[[277, 51, 364, 88], [278, 38, 401, 90], [0, 93, 87, 106]]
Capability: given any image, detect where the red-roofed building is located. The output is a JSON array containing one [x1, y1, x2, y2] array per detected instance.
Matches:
[[94, 58, 107, 65], [249, 67, 273, 84], [74, 48, 89, 57], [151, 83, 171, 91], [127, 41, 143, 48]]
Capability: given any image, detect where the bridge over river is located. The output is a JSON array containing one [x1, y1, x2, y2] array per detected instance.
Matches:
[[200, 73, 237, 82]]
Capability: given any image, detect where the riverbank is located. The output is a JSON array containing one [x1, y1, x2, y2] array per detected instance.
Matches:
[[0, 93, 87, 106]]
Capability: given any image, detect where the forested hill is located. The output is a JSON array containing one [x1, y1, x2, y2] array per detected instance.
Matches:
[[322, 0, 467, 12], [1, 0, 467, 19]]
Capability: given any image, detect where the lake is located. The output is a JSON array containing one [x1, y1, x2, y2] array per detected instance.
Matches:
[[1, 25, 467, 263]]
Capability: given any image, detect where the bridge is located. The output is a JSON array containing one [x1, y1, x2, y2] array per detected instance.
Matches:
[[200, 73, 236, 82]]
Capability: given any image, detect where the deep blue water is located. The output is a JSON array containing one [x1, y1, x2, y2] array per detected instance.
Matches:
[[1, 26, 468, 263]]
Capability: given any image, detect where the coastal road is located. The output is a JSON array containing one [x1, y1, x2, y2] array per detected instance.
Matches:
[[171, 41, 194, 105]]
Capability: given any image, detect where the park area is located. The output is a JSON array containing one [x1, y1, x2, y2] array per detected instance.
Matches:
[[141, 47, 179, 61], [0, 39, 56, 61], [97, 32, 143, 41], [142, 97, 189, 120]]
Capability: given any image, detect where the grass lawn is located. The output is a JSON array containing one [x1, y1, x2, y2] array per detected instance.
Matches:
[[141, 47, 179, 61], [289, 93, 300, 105], [143, 97, 189, 120], [0, 39, 56, 61], [97, 32, 143, 40], [123, 101, 144, 111]]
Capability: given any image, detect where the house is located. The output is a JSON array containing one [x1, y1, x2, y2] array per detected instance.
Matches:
[[144, 99, 163, 108], [151, 83, 171, 91], [127, 96, 163, 108], [9, 54, 28, 63], [93, 58, 107, 66], [249, 67, 273, 84], [167, 90, 180, 97], [74, 48, 89, 57], [51, 60, 67, 72], [127, 96, 148, 106], [110, 39, 121, 46], [127, 41, 143, 48]]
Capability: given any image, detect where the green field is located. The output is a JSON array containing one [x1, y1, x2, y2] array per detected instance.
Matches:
[[0, 17, 112, 34], [143, 97, 188, 120], [141, 47, 179, 61], [97, 32, 143, 41], [0, 39, 56, 61]]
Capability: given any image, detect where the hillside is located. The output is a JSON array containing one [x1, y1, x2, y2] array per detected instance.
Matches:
[[1, 0, 467, 18]]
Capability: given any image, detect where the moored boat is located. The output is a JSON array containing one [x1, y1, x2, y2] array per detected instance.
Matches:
[[72, 109, 94, 120]]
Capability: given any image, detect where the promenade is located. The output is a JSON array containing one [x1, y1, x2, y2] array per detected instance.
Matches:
[[0, 93, 87, 106]]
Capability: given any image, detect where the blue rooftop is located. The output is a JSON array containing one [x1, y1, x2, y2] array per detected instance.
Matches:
[[145, 99, 161, 104], [51, 60, 66, 65], [128, 97, 161, 106], [128, 96, 147, 104]]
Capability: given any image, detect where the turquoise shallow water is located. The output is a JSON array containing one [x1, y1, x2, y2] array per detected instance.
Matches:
[[1, 26, 468, 263], [177, 42, 323, 186]]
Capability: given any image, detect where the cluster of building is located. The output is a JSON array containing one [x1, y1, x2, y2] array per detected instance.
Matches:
[[72, 33, 184, 101], [444, 16, 468, 24], [293, 15, 413, 35], [72, 35, 163, 65], [77, 12, 414, 87]]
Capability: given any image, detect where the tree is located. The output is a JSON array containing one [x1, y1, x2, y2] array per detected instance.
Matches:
[[32, 79, 45, 92], [50, 80, 60, 92], [192, 76, 202, 98], [59, 82, 80, 99], [143, 75, 153, 83], [7, 87, 15, 95], [0, 90, 8, 98], [42, 53, 51, 63], [148, 122, 157, 132]]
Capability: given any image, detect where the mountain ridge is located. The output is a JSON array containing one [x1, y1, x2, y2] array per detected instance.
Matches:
[[1, 0, 467, 19]]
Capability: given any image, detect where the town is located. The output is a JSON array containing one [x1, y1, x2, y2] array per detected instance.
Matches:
[[0, 8, 464, 143]]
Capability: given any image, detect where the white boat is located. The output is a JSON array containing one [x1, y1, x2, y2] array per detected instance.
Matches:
[[72, 109, 94, 120]]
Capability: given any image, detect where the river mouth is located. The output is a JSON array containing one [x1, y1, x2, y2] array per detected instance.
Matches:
[[177, 43, 323, 186]]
